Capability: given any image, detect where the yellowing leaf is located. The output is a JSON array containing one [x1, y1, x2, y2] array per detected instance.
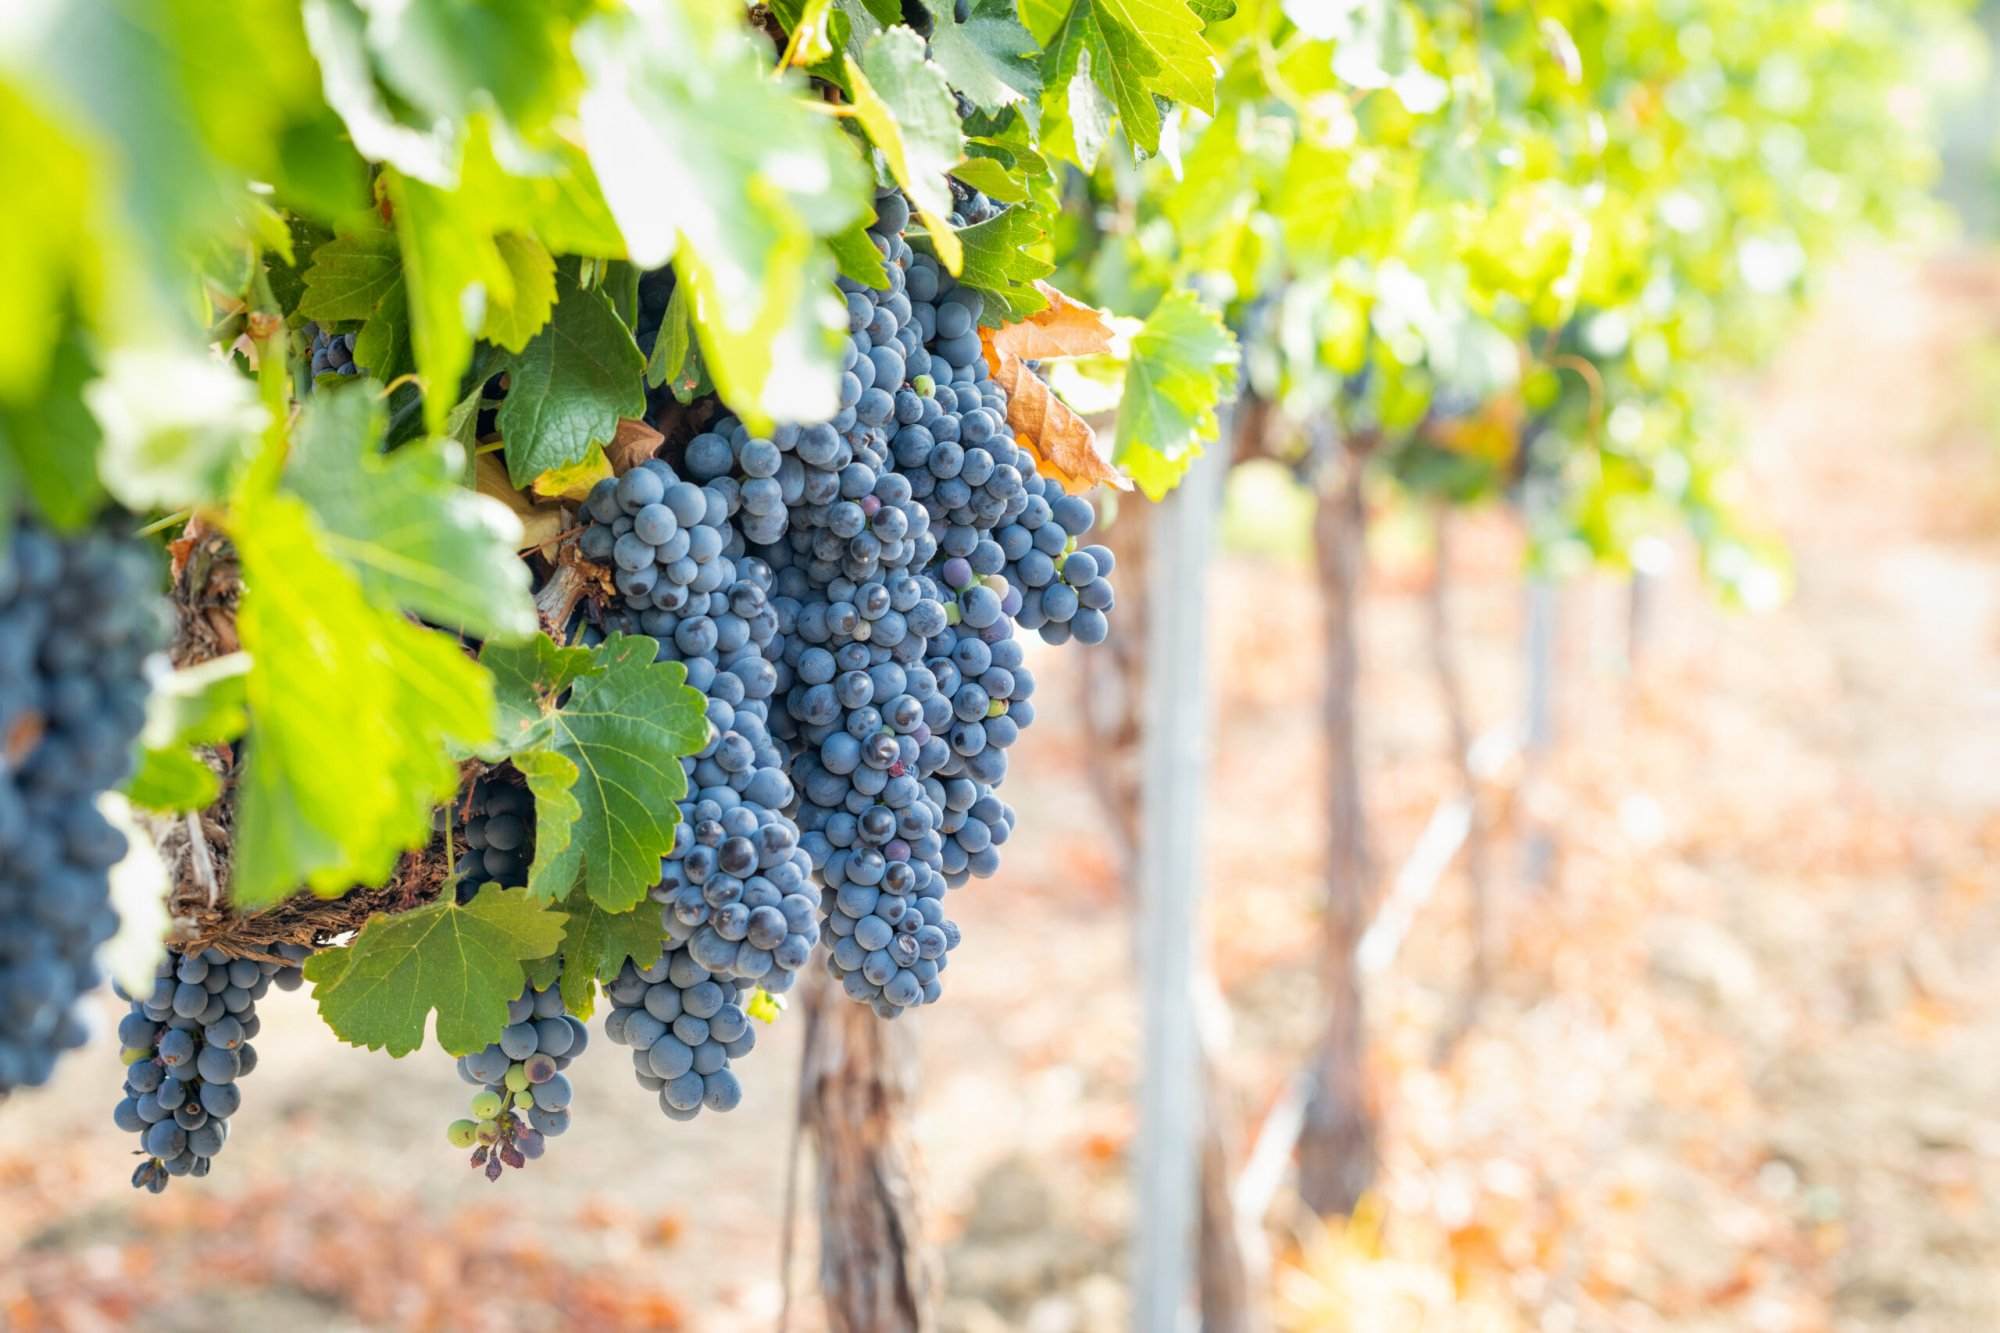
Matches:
[[475, 452, 567, 558], [982, 331, 1130, 493], [988, 281, 1117, 361], [531, 443, 614, 501]]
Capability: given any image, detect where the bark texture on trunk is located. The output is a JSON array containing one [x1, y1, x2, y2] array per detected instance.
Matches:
[[1198, 1041, 1259, 1333], [1295, 440, 1378, 1218], [803, 975, 936, 1333]]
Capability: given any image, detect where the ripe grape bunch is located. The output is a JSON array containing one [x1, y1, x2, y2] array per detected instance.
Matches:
[[605, 946, 757, 1118], [113, 945, 309, 1192], [449, 770, 535, 903], [584, 185, 1119, 1043], [0, 518, 164, 1094], [447, 981, 587, 1179], [304, 321, 363, 381]]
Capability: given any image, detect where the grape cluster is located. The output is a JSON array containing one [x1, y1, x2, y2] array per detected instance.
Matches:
[[947, 181, 1002, 228], [305, 322, 362, 380], [582, 188, 1120, 1028], [113, 944, 308, 1192], [582, 462, 821, 999], [604, 945, 755, 1118], [0, 519, 163, 1093], [447, 980, 586, 1180], [449, 771, 534, 903], [581, 458, 751, 613]]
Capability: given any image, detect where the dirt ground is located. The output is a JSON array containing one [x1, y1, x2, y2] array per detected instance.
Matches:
[[3, 249, 1999, 1332]]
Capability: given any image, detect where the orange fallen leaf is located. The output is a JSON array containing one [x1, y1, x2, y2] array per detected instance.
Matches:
[[987, 281, 1118, 361], [982, 332, 1130, 494]]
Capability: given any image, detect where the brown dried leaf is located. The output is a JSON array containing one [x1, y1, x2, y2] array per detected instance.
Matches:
[[987, 281, 1117, 361], [982, 333, 1131, 494], [603, 417, 665, 474], [476, 452, 568, 559]]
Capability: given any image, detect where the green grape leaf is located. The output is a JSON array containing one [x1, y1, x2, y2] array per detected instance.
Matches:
[[229, 491, 495, 906], [511, 746, 584, 901], [779, 0, 841, 65], [480, 632, 707, 912], [358, 0, 578, 141], [846, 28, 966, 273], [125, 747, 220, 814], [126, 653, 251, 814], [1042, 42, 1113, 170], [300, 218, 412, 382], [950, 153, 1028, 205], [829, 222, 892, 291], [923, 0, 1043, 111], [646, 277, 702, 396], [299, 220, 402, 323], [498, 265, 647, 487], [264, 216, 334, 323], [552, 896, 672, 1018], [0, 319, 104, 530], [1042, 0, 1211, 156], [304, 885, 568, 1057], [479, 233, 558, 353], [1095, 0, 1213, 109], [951, 207, 1056, 322], [382, 170, 522, 435], [573, 0, 869, 426], [301, 0, 456, 186], [1114, 289, 1240, 500], [283, 384, 535, 641], [0, 84, 93, 404]]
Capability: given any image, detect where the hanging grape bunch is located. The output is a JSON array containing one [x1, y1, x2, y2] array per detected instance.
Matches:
[[304, 321, 363, 381], [446, 980, 588, 1180], [583, 186, 1117, 1031], [449, 771, 535, 904], [0, 519, 164, 1094], [113, 945, 310, 1192]]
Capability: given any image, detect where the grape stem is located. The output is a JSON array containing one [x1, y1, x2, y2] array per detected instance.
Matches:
[[184, 810, 220, 909], [134, 509, 192, 538]]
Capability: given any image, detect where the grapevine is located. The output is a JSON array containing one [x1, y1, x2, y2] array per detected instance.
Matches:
[[0, 4, 1957, 1330]]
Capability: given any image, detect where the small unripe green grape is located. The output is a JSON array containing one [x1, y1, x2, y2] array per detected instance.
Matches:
[[514, 1089, 536, 1111], [469, 1089, 504, 1120], [121, 1046, 153, 1065], [447, 1119, 479, 1148], [986, 699, 1007, 718], [913, 374, 935, 397], [505, 1063, 531, 1093], [474, 1118, 503, 1146]]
